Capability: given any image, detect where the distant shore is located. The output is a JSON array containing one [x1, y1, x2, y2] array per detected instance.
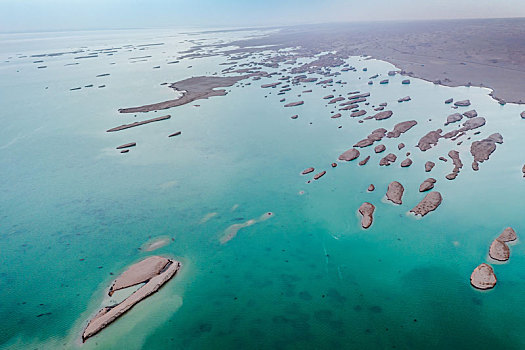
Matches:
[[225, 18, 525, 104]]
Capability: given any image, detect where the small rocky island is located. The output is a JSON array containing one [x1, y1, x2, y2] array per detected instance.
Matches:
[[386, 181, 404, 204], [410, 192, 442, 216], [470, 263, 497, 290], [419, 178, 436, 192], [358, 202, 375, 229], [489, 227, 517, 261], [471, 227, 517, 290]]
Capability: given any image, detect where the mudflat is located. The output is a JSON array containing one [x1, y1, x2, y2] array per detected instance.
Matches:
[[226, 18, 525, 103]]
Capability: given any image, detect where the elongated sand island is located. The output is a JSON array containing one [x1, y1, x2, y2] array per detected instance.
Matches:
[[82, 256, 181, 342]]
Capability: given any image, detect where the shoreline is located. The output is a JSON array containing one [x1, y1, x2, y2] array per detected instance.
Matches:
[[381, 57, 519, 105], [385, 60, 508, 105], [224, 18, 525, 105]]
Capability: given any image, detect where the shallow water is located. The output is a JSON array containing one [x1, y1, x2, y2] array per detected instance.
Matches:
[[0, 28, 524, 349]]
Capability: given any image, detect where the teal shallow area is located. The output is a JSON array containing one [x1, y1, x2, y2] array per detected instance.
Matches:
[[0, 29, 525, 349]]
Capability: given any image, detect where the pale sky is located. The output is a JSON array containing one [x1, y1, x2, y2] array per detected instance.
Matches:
[[1, 0, 525, 33]]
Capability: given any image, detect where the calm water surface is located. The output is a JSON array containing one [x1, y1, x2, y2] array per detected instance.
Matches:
[[0, 29, 524, 349]]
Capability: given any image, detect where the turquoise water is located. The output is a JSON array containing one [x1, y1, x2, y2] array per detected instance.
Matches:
[[1, 29, 525, 349]]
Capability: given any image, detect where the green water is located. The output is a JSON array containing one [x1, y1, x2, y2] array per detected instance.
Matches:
[[1, 29, 524, 349]]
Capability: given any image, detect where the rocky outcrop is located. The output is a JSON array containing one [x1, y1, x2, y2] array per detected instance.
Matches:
[[398, 96, 411, 102], [489, 239, 510, 261], [368, 184, 375, 191], [463, 110, 478, 118], [446, 150, 463, 180], [420, 116, 482, 146], [486, 227, 518, 263], [380, 153, 397, 166], [368, 129, 388, 141], [418, 117, 483, 150], [454, 99, 471, 107], [116, 142, 136, 149], [351, 110, 367, 117], [417, 129, 442, 151], [374, 144, 386, 153], [425, 161, 435, 172], [314, 171, 326, 180], [402, 79, 410, 84], [107, 115, 171, 132], [348, 97, 367, 104], [317, 78, 333, 85], [359, 156, 371, 166], [284, 101, 304, 107], [445, 113, 462, 126], [521, 111, 525, 119], [386, 120, 417, 138], [470, 263, 496, 290], [261, 82, 281, 88], [331, 113, 342, 119], [459, 117, 486, 132], [398, 143, 405, 150], [497, 227, 517, 242], [328, 97, 345, 104], [380, 79, 389, 84], [401, 158, 413, 167], [410, 191, 442, 216], [470, 133, 503, 170], [302, 167, 314, 175], [354, 128, 387, 147], [442, 130, 460, 139], [348, 92, 370, 100], [419, 178, 436, 192], [83, 257, 181, 342], [372, 110, 393, 120], [358, 202, 375, 229], [523, 164, 525, 177], [338, 148, 360, 161], [386, 181, 404, 204], [445, 98, 453, 104], [449, 150, 463, 171], [339, 104, 358, 111]]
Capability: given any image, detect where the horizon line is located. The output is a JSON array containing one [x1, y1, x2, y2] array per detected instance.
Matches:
[[1, 15, 524, 35]]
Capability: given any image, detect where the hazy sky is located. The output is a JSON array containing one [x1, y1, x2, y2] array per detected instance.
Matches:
[[1, 0, 525, 33]]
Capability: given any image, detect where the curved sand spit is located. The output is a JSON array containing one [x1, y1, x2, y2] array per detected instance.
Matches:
[[118, 76, 248, 113], [220, 212, 273, 244], [83, 256, 181, 342]]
